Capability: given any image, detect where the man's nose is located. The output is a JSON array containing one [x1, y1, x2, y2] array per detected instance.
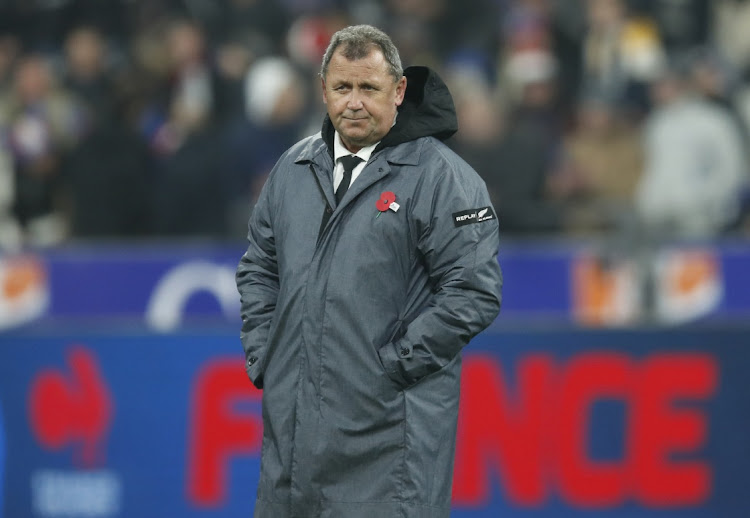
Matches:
[[346, 90, 364, 110]]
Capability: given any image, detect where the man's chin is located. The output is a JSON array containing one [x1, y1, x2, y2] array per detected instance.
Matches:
[[339, 132, 373, 150]]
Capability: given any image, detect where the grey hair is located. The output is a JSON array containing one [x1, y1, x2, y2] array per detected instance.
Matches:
[[320, 25, 403, 82]]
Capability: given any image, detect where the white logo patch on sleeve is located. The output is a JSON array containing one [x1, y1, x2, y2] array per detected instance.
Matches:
[[452, 206, 495, 227]]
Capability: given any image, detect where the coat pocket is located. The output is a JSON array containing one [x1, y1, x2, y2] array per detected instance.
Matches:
[[377, 319, 415, 389]]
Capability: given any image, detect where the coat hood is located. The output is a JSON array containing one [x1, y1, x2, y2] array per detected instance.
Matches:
[[321, 66, 458, 156]]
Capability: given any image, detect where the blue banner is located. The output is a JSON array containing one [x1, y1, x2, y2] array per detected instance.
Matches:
[[1, 325, 749, 517], [2, 240, 750, 332]]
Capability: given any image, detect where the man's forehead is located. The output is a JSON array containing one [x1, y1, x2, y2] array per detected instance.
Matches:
[[329, 47, 388, 72]]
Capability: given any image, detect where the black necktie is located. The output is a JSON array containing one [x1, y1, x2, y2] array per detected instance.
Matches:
[[336, 155, 363, 205]]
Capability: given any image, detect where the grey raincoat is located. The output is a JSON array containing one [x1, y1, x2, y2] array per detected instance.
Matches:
[[236, 66, 502, 518]]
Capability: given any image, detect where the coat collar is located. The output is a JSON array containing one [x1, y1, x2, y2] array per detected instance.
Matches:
[[293, 132, 423, 168], [293, 133, 424, 214]]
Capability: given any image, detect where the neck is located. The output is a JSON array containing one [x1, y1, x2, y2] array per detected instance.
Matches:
[[338, 133, 364, 154], [340, 135, 363, 154]]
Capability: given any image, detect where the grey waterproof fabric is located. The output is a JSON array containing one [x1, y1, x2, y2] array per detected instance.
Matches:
[[237, 66, 502, 518]]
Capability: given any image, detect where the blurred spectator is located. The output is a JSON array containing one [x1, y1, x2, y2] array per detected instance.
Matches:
[[243, 57, 308, 175], [581, 0, 666, 113], [286, 13, 350, 71], [147, 19, 232, 237], [63, 76, 154, 239], [555, 90, 643, 232], [545, 0, 588, 116], [0, 36, 21, 248], [636, 66, 748, 237], [214, 0, 291, 55], [144, 18, 234, 156], [174, 0, 292, 56], [213, 35, 255, 111], [139, 19, 233, 238], [683, 46, 749, 143], [449, 72, 564, 234], [0, 35, 21, 91], [223, 56, 309, 237], [166, 19, 234, 120], [0, 54, 86, 246], [127, 22, 173, 137], [713, 0, 750, 78], [499, 0, 555, 89], [632, 0, 711, 54], [0, 138, 21, 249], [385, 0, 499, 67], [151, 103, 227, 238], [504, 47, 566, 192], [62, 26, 117, 124]]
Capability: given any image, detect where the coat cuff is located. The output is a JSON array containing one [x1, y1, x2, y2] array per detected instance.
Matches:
[[244, 353, 264, 389], [378, 340, 414, 388]]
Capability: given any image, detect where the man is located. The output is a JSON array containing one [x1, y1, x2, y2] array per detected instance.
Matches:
[[236, 25, 502, 518]]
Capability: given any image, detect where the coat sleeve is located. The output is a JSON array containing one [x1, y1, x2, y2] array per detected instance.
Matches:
[[236, 171, 279, 389], [378, 156, 502, 388]]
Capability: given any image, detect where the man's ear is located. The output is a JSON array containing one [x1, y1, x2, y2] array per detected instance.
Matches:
[[321, 77, 328, 104], [395, 76, 407, 106]]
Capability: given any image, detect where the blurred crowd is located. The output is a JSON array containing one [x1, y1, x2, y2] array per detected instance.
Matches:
[[1, 0, 750, 248]]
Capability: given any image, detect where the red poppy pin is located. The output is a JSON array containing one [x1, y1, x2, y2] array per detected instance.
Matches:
[[376, 191, 398, 218]]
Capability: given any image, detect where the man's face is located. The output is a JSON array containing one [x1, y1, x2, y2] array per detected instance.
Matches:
[[322, 47, 406, 153]]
